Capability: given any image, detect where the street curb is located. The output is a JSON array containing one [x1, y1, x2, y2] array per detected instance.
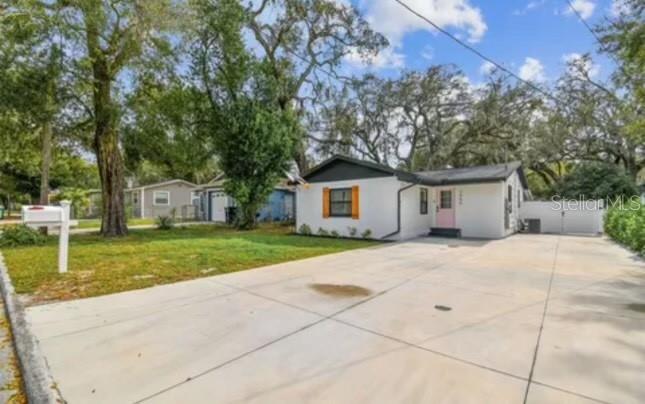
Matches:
[[0, 253, 64, 403]]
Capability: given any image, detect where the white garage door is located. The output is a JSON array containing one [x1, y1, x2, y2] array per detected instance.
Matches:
[[210, 191, 228, 222]]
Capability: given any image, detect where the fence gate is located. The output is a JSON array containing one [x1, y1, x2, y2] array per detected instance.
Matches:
[[520, 200, 604, 235]]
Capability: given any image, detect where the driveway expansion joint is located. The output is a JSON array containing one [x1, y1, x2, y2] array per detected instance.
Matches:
[[522, 237, 560, 404]]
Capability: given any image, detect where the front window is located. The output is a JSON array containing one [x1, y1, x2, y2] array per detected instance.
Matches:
[[153, 191, 170, 206], [508, 185, 513, 212], [420, 188, 428, 215], [330, 188, 352, 217], [440, 190, 452, 209]]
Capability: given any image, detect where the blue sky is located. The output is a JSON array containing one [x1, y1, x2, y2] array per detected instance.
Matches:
[[342, 0, 621, 85]]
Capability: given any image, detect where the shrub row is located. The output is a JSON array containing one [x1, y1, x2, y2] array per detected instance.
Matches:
[[604, 203, 645, 256], [297, 224, 372, 239]]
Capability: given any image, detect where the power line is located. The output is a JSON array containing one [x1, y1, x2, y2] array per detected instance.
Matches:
[[564, 0, 606, 46], [563, 0, 631, 83], [392, 0, 561, 103]]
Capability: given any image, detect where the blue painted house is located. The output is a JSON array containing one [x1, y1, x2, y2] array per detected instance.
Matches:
[[198, 175, 295, 223]]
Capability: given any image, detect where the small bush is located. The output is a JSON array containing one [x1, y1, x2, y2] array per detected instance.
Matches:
[[347, 226, 358, 237], [317, 227, 330, 237], [156, 215, 175, 230], [604, 202, 644, 255], [361, 229, 373, 239], [330, 230, 340, 238], [0, 225, 47, 247], [298, 223, 312, 236]]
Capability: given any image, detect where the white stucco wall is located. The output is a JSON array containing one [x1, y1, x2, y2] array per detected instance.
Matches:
[[296, 176, 400, 239], [400, 185, 433, 240], [453, 182, 506, 239]]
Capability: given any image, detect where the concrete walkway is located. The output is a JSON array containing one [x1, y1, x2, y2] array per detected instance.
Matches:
[[25, 235, 645, 403]]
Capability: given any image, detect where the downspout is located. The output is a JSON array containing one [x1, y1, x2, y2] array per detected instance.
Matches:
[[381, 181, 419, 240]]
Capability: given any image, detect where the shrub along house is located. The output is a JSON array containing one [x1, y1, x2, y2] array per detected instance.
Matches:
[[296, 155, 528, 240]]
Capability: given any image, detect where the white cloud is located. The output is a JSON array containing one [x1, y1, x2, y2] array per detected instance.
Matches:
[[518, 57, 546, 82], [344, 46, 406, 69], [562, 52, 600, 78], [513, 0, 546, 16], [479, 61, 495, 75], [420, 45, 434, 60], [564, 0, 596, 20], [359, 0, 487, 46]]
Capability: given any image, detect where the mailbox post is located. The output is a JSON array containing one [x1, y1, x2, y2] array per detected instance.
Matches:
[[21, 201, 71, 274]]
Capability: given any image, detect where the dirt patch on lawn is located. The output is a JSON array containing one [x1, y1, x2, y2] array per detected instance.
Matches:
[[309, 283, 372, 298]]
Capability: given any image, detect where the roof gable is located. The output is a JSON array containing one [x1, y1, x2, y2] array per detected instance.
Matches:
[[128, 179, 197, 191], [304, 158, 394, 183]]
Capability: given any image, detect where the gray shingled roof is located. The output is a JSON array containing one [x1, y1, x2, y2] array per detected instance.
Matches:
[[304, 155, 528, 188], [416, 161, 527, 187]]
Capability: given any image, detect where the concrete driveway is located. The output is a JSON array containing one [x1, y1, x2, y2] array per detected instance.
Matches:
[[26, 235, 645, 403]]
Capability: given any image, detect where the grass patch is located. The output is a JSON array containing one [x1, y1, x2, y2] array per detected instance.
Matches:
[[1, 224, 377, 303]]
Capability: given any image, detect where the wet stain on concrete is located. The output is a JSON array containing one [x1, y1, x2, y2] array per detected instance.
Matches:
[[309, 283, 372, 298], [626, 303, 645, 313]]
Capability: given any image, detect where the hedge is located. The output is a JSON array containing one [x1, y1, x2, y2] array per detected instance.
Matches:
[[604, 202, 645, 256]]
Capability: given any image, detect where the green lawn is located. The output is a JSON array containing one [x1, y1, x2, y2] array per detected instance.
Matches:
[[74, 217, 156, 229], [1, 224, 377, 303]]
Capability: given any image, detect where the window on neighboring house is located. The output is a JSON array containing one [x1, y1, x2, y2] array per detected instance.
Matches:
[[440, 190, 452, 209], [191, 191, 200, 206], [153, 191, 170, 206], [420, 188, 428, 215], [507, 185, 513, 212], [329, 188, 352, 217], [517, 189, 521, 209]]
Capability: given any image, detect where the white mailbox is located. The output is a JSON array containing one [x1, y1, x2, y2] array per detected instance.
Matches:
[[21, 201, 71, 274], [22, 205, 65, 225]]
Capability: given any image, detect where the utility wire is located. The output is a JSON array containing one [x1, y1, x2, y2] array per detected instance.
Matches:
[[563, 0, 631, 83], [392, 0, 562, 103], [564, 0, 605, 47]]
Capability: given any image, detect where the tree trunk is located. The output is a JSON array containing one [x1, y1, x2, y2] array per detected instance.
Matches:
[[39, 121, 52, 205], [38, 121, 53, 235], [93, 69, 127, 236]]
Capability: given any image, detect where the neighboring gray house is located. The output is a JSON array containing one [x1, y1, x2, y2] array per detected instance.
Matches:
[[125, 179, 200, 219]]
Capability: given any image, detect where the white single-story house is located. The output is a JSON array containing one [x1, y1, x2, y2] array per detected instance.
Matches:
[[125, 179, 201, 219], [295, 155, 528, 240], [198, 175, 295, 223]]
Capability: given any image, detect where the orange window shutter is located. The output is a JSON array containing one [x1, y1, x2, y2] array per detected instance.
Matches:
[[352, 186, 360, 219], [322, 187, 330, 218]]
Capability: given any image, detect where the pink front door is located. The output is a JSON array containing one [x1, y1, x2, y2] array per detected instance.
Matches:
[[436, 189, 455, 228]]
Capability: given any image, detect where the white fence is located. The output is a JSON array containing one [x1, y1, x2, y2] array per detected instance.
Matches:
[[520, 200, 604, 235]]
